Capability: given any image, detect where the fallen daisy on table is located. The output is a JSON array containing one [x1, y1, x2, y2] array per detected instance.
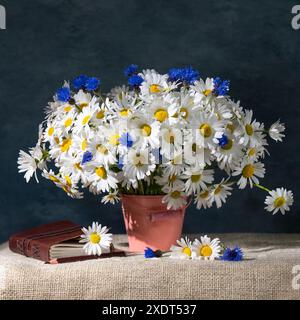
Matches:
[[192, 235, 221, 261], [169, 236, 243, 261], [170, 237, 193, 259], [80, 222, 112, 256]]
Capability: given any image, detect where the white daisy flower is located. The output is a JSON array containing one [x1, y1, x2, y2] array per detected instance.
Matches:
[[162, 186, 187, 210], [232, 160, 265, 189], [42, 169, 83, 199], [236, 110, 265, 147], [123, 148, 156, 180], [183, 167, 214, 195], [264, 188, 293, 215], [155, 172, 185, 190], [73, 100, 98, 134], [80, 222, 112, 256], [174, 89, 196, 123], [245, 145, 268, 162], [212, 132, 243, 170], [194, 189, 213, 209], [130, 114, 160, 149], [87, 165, 118, 193], [170, 237, 193, 259], [269, 120, 285, 142], [161, 150, 184, 176], [192, 112, 225, 148], [140, 69, 177, 99], [160, 126, 183, 156], [101, 192, 120, 205], [192, 235, 221, 260], [74, 89, 92, 109], [18, 150, 39, 183], [183, 139, 212, 167], [148, 94, 178, 124], [191, 78, 214, 104], [107, 91, 141, 120], [209, 179, 233, 208], [89, 136, 116, 166]]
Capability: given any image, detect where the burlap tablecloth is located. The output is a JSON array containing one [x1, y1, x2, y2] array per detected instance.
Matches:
[[1, 234, 300, 300]]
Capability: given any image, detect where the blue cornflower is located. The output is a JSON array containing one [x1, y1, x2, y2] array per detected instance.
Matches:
[[217, 134, 229, 147], [119, 132, 133, 148], [81, 151, 93, 165], [144, 247, 156, 258], [144, 247, 163, 258], [85, 77, 100, 91], [128, 74, 144, 87], [213, 77, 230, 96], [73, 75, 89, 90], [56, 87, 71, 102], [124, 64, 138, 77], [221, 247, 243, 261], [168, 66, 200, 84]]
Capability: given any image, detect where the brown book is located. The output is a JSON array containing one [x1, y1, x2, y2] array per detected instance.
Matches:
[[9, 220, 125, 263]]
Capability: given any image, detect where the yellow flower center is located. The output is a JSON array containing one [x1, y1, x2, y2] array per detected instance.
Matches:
[[203, 89, 212, 96], [169, 175, 177, 183], [222, 139, 233, 151], [96, 144, 108, 154], [141, 124, 152, 137], [192, 143, 197, 153], [248, 148, 256, 157], [200, 190, 209, 199], [119, 108, 130, 117], [96, 110, 105, 119], [214, 185, 222, 195], [60, 138, 72, 152], [191, 174, 201, 183], [150, 84, 162, 93], [48, 127, 54, 136], [154, 109, 168, 122], [200, 245, 213, 257], [81, 139, 87, 150], [89, 233, 101, 244], [95, 167, 107, 179], [54, 137, 60, 144], [274, 196, 286, 208], [109, 134, 120, 146], [200, 123, 212, 138], [171, 191, 181, 199], [64, 118, 72, 128], [82, 115, 91, 125], [227, 123, 235, 134], [242, 164, 255, 178], [180, 107, 188, 119], [49, 175, 59, 183], [182, 247, 192, 257], [64, 105, 72, 113], [79, 102, 88, 109], [65, 175, 72, 187], [245, 124, 254, 136], [74, 163, 82, 171]]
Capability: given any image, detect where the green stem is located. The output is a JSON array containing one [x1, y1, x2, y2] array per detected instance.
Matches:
[[138, 180, 144, 195], [254, 184, 271, 193]]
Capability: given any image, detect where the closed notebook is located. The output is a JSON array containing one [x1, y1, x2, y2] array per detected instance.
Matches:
[[9, 220, 125, 263]]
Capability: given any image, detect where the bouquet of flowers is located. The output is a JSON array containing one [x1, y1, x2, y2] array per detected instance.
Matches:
[[18, 65, 293, 215]]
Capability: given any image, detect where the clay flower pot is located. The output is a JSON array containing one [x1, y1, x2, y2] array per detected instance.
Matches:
[[121, 195, 188, 252]]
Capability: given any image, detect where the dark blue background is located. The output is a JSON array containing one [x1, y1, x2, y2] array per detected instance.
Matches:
[[0, 0, 299, 242]]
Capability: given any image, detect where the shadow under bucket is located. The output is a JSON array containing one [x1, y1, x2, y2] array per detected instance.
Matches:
[[121, 195, 187, 252]]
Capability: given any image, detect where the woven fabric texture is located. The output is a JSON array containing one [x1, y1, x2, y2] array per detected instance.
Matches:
[[1, 234, 300, 300]]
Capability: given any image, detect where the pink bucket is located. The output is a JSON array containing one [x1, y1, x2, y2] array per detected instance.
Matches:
[[121, 195, 188, 252]]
